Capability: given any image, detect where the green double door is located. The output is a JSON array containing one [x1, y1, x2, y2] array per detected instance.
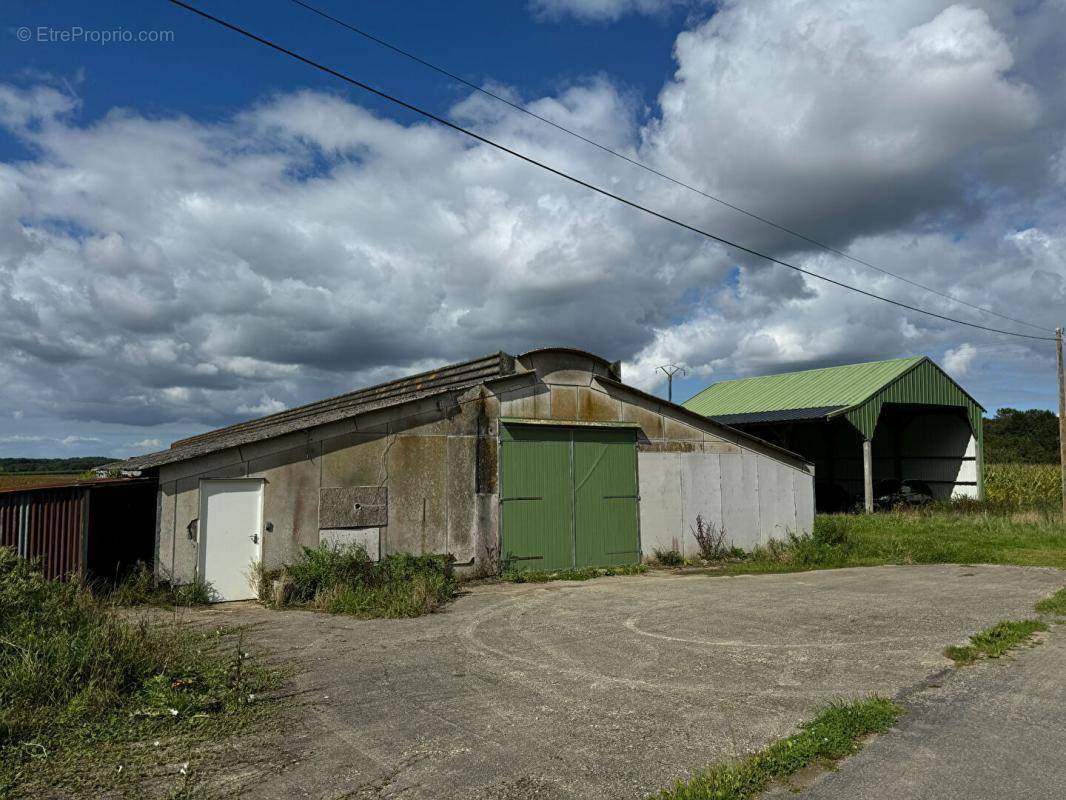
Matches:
[[500, 424, 640, 572]]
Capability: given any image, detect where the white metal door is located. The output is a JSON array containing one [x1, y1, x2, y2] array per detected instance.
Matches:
[[199, 480, 263, 601]]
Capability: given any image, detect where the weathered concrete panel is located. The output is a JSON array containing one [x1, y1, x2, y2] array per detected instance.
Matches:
[[519, 350, 605, 385], [500, 383, 551, 419], [384, 435, 447, 556], [161, 448, 246, 484], [617, 395, 664, 439], [447, 436, 478, 560], [249, 444, 320, 565], [722, 451, 761, 550], [577, 387, 621, 422], [238, 430, 310, 466], [173, 476, 200, 583], [320, 527, 380, 560], [157, 480, 177, 579], [663, 417, 704, 441], [320, 432, 389, 488], [319, 487, 387, 528], [467, 492, 499, 578], [637, 452, 682, 558], [680, 453, 724, 558], [550, 386, 578, 420]]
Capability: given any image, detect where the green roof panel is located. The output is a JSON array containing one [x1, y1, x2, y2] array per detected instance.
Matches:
[[682, 357, 925, 417]]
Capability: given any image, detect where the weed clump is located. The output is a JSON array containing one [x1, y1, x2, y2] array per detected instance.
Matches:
[[267, 544, 458, 618], [691, 514, 731, 561], [0, 547, 272, 795], [653, 548, 685, 567], [104, 562, 217, 607]]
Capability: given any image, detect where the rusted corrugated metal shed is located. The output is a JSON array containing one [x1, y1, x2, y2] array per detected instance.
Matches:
[[0, 478, 154, 581]]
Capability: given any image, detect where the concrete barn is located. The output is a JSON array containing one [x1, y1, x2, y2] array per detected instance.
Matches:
[[683, 356, 984, 512], [114, 348, 813, 600]]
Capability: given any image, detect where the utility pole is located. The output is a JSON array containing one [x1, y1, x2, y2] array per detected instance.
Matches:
[[657, 364, 687, 403], [1057, 327, 1065, 518]]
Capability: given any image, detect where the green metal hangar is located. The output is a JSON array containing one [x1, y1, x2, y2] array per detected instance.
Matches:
[[683, 356, 984, 513], [111, 348, 813, 599]]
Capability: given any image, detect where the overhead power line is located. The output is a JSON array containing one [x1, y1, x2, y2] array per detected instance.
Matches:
[[167, 0, 1058, 342], [287, 0, 1053, 336]]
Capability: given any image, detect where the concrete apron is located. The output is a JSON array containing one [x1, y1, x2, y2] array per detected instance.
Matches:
[[189, 565, 1064, 800]]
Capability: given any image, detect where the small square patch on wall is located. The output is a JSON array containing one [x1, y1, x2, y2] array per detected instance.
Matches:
[[319, 486, 387, 528], [320, 527, 380, 560]]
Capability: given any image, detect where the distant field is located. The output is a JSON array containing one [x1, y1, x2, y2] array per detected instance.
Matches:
[[0, 473, 83, 491]]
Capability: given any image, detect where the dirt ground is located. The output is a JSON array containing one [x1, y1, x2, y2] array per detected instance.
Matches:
[[184, 565, 1064, 799]]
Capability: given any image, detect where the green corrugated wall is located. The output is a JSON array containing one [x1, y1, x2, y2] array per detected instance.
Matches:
[[839, 359, 983, 440], [573, 428, 640, 568], [499, 425, 573, 571]]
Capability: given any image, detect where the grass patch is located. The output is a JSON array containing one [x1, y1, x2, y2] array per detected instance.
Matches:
[[502, 563, 647, 583], [0, 547, 276, 798], [651, 697, 901, 800], [710, 507, 1066, 577], [943, 619, 1049, 665], [268, 544, 458, 618], [104, 562, 217, 607], [1034, 587, 1066, 616]]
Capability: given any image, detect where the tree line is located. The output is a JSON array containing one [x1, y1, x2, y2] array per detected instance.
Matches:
[[984, 408, 1061, 464]]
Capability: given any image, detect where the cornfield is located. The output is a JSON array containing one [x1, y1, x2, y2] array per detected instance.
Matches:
[[984, 463, 1062, 508]]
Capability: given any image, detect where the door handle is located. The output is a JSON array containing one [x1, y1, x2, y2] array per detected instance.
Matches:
[[250, 532, 259, 544]]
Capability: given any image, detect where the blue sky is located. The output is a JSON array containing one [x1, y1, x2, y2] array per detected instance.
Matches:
[[1, 0, 1064, 457], [0, 0, 684, 159]]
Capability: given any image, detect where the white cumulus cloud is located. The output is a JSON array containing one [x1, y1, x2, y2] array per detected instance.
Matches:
[[0, 0, 1064, 447]]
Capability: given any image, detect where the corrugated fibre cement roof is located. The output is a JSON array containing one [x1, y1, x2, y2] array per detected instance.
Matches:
[[683, 357, 925, 417]]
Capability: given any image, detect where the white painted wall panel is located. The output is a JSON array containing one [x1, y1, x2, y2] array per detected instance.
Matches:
[[721, 451, 760, 550], [769, 460, 797, 539], [756, 457, 779, 544], [638, 452, 683, 556], [793, 468, 814, 536], [679, 452, 723, 558]]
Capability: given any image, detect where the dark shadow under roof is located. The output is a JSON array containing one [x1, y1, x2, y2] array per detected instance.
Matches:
[[709, 406, 846, 426]]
